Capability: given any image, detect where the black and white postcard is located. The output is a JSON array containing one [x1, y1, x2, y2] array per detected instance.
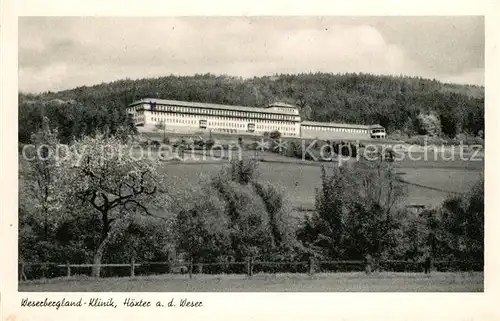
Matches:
[[1, 1, 498, 321]]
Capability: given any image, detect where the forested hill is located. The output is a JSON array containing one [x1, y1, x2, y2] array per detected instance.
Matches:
[[19, 73, 484, 144]]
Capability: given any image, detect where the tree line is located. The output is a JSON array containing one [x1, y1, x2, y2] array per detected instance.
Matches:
[[19, 120, 483, 277], [19, 72, 484, 145]]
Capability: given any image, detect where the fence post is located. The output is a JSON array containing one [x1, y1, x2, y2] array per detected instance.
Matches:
[[189, 259, 193, 279], [130, 257, 135, 277], [424, 256, 432, 274], [246, 257, 253, 276], [66, 262, 71, 278], [365, 255, 372, 275], [19, 262, 25, 281], [41, 263, 46, 279], [198, 263, 203, 274], [250, 257, 253, 276], [308, 256, 315, 275]]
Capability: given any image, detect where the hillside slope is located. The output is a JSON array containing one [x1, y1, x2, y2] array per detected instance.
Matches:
[[19, 72, 484, 143]]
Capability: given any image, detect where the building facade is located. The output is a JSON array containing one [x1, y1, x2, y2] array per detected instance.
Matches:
[[300, 121, 386, 140], [127, 98, 386, 140]]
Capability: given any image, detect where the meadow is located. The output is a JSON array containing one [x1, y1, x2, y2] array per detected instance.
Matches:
[[159, 148, 483, 211], [19, 272, 483, 292]]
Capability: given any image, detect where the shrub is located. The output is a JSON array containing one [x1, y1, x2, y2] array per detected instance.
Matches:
[[416, 112, 441, 137], [205, 138, 215, 149], [387, 130, 408, 142], [174, 158, 299, 263], [270, 130, 282, 140], [406, 135, 428, 146], [439, 176, 484, 262], [297, 162, 406, 260]]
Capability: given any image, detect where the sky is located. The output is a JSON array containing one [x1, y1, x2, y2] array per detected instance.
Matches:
[[18, 16, 485, 93]]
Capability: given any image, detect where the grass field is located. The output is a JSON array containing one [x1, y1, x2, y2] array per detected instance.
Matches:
[[159, 152, 483, 210], [19, 272, 483, 292]]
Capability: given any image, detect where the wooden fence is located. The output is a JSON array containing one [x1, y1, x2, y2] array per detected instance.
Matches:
[[18, 258, 483, 281]]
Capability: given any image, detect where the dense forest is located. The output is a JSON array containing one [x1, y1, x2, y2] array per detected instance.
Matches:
[[19, 72, 484, 144]]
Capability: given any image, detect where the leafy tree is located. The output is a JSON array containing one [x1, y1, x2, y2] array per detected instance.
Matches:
[[20, 117, 64, 243], [175, 159, 298, 263], [253, 181, 295, 250], [440, 177, 484, 262], [439, 105, 459, 137], [342, 202, 391, 260], [270, 130, 282, 140], [104, 214, 174, 264], [396, 211, 429, 261], [416, 112, 441, 137], [298, 160, 406, 261], [174, 183, 231, 262], [392, 176, 484, 264]]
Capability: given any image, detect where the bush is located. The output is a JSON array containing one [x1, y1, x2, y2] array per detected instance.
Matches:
[[205, 138, 215, 149], [438, 176, 484, 262], [297, 162, 406, 260], [416, 112, 441, 137], [387, 130, 408, 142], [174, 158, 299, 263], [455, 133, 467, 142], [463, 135, 484, 146], [270, 130, 282, 140], [470, 136, 484, 146], [405, 135, 447, 146], [104, 215, 174, 264], [446, 134, 484, 146]]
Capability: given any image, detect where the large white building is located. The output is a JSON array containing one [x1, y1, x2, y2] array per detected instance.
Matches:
[[127, 98, 386, 139]]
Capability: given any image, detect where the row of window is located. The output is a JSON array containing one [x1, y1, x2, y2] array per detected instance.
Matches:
[[209, 122, 245, 128], [151, 117, 246, 129], [152, 117, 198, 125], [274, 107, 296, 113], [135, 104, 297, 120], [302, 126, 370, 134], [148, 113, 296, 126], [150, 117, 298, 136], [254, 119, 295, 125], [256, 125, 295, 133]]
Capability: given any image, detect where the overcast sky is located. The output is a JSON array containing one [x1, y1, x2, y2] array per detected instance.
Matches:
[[19, 16, 484, 93]]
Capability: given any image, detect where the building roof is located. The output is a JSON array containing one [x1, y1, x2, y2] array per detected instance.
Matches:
[[300, 120, 384, 130], [129, 98, 298, 115]]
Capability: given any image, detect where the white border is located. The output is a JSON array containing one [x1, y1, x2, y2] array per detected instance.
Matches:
[[1, 1, 499, 320]]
